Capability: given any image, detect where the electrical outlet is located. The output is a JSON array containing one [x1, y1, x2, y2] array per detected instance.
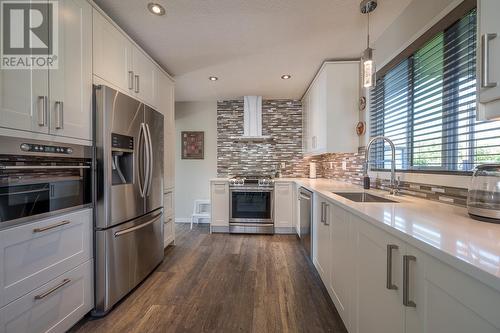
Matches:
[[280, 162, 286, 169], [329, 162, 334, 169], [342, 160, 347, 171]]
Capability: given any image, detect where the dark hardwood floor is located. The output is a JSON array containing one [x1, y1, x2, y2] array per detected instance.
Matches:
[[71, 224, 347, 333]]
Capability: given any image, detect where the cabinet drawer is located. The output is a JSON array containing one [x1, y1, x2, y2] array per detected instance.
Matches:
[[163, 217, 174, 247], [0, 209, 92, 307], [0, 260, 93, 333], [164, 191, 174, 217]]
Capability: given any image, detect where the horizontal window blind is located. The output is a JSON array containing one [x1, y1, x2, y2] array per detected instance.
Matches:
[[370, 9, 500, 172]]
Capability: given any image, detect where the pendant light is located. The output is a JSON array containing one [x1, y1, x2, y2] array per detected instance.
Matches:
[[360, 0, 377, 88]]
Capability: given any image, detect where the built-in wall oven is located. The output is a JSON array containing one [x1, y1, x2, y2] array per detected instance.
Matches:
[[229, 177, 274, 234], [0, 136, 92, 230]]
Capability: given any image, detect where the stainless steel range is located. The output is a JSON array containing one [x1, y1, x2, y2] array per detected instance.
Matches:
[[229, 176, 274, 234]]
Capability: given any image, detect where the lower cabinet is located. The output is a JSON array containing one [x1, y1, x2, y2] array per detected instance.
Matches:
[[0, 208, 94, 333], [311, 196, 500, 333], [163, 189, 175, 248], [210, 181, 229, 231], [274, 182, 295, 233], [0, 260, 93, 333], [353, 215, 405, 333]]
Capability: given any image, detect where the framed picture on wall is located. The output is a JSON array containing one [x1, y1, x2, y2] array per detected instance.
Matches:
[[181, 131, 204, 159]]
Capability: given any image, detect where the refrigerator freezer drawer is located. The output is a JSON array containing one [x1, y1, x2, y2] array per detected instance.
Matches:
[[93, 209, 164, 315]]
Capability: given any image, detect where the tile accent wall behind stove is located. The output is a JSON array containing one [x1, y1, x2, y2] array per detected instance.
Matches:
[[217, 99, 306, 177]]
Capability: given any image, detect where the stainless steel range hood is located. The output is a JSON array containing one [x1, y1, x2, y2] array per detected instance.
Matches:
[[232, 96, 271, 142]]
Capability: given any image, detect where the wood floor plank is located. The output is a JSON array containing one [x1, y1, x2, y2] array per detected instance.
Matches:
[[70, 224, 347, 333]]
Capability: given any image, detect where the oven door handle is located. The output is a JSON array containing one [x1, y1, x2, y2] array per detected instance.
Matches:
[[0, 188, 49, 196], [0, 165, 90, 170]]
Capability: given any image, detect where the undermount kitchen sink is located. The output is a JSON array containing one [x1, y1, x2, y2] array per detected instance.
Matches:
[[333, 192, 398, 203]]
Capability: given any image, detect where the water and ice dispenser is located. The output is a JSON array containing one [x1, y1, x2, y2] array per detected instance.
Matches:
[[111, 133, 134, 185]]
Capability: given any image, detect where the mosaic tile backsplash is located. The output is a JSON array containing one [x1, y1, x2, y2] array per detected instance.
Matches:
[[216, 99, 470, 206], [217, 99, 306, 177]]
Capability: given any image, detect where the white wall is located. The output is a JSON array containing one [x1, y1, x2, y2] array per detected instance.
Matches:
[[174, 101, 217, 221]]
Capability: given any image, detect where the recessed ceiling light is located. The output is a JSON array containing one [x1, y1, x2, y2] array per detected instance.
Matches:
[[209, 76, 218, 81], [147, 3, 165, 16], [281, 74, 292, 80]]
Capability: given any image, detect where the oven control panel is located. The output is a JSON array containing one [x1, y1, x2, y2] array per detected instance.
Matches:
[[20, 143, 73, 154]]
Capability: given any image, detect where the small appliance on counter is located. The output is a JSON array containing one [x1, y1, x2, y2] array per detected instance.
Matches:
[[467, 164, 500, 224]]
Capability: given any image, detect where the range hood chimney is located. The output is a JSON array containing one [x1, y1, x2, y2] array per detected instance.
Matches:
[[243, 96, 263, 137]]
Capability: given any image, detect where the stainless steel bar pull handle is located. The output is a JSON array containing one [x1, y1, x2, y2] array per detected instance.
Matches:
[[37, 96, 47, 127], [403, 255, 417, 307], [481, 33, 498, 88], [138, 123, 147, 198], [33, 220, 70, 233], [34, 278, 71, 300], [134, 75, 140, 93], [128, 71, 134, 90], [386, 244, 398, 290], [323, 204, 330, 225], [55, 101, 64, 129], [320, 202, 325, 224], [145, 124, 154, 195], [114, 212, 162, 237]]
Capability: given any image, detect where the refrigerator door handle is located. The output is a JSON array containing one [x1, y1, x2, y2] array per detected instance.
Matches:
[[114, 211, 163, 237], [145, 124, 154, 196], [138, 123, 147, 198]]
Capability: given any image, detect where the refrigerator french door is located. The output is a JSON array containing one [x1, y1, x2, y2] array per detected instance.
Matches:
[[93, 85, 164, 316]]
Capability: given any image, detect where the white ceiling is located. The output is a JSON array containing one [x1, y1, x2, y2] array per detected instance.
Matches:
[[94, 0, 412, 102]]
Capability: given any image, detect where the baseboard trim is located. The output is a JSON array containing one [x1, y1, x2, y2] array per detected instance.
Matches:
[[211, 226, 229, 233], [274, 227, 296, 235]]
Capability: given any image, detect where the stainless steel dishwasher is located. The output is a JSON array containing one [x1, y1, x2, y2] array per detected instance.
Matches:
[[298, 187, 313, 259]]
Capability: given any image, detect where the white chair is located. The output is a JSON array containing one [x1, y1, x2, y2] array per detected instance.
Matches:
[[191, 200, 211, 230]]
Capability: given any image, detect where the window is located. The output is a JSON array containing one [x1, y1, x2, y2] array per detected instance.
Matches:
[[370, 9, 500, 172]]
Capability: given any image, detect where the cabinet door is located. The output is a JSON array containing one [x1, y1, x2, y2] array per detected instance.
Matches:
[[478, 0, 500, 105], [132, 47, 159, 108], [405, 244, 500, 333], [210, 182, 229, 227], [0, 1, 49, 134], [329, 205, 353, 329], [49, 0, 92, 141], [274, 182, 294, 228], [159, 73, 175, 190], [354, 216, 405, 333], [302, 91, 309, 153], [92, 9, 132, 93], [313, 195, 331, 284]]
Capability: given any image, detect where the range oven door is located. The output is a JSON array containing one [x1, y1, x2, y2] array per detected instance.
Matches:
[[229, 187, 274, 224]]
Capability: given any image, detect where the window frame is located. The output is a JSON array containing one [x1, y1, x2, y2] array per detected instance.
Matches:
[[369, 0, 478, 175]]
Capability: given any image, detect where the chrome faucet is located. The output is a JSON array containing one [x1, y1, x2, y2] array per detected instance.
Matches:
[[363, 136, 399, 195]]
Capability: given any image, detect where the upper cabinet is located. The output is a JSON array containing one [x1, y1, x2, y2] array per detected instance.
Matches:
[[92, 9, 160, 109], [49, 0, 93, 141], [0, 0, 92, 142], [302, 61, 360, 156], [477, 0, 500, 120], [158, 71, 175, 190]]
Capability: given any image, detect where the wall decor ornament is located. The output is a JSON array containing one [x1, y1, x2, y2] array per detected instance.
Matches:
[[181, 131, 204, 159]]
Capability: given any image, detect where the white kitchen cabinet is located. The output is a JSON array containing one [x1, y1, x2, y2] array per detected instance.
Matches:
[[210, 181, 229, 231], [477, 0, 500, 120], [163, 189, 175, 248], [0, 259, 93, 333], [92, 9, 160, 108], [159, 73, 175, 190], [0, 0, 92, 142], [404, 244, 500, 333], [328, 205, 353, 330], [0, 208, 92, 308], [274, 182, 294, 231], [49, 0, 92, 141], [354, 214, 405, 333], [92, 9, 133, 94], [302, 61, 359, 155], [313, 195, 331, 285]]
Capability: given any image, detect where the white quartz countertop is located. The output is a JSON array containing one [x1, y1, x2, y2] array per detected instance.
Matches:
[[275, 178, 500, 292]]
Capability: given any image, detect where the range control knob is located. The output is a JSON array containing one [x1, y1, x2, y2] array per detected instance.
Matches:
[[20, 143, 31, 151], [66, 147, 73, 154]]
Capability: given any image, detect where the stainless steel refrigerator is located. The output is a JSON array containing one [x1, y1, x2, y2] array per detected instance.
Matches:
[[92, 85, 164, 316]]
